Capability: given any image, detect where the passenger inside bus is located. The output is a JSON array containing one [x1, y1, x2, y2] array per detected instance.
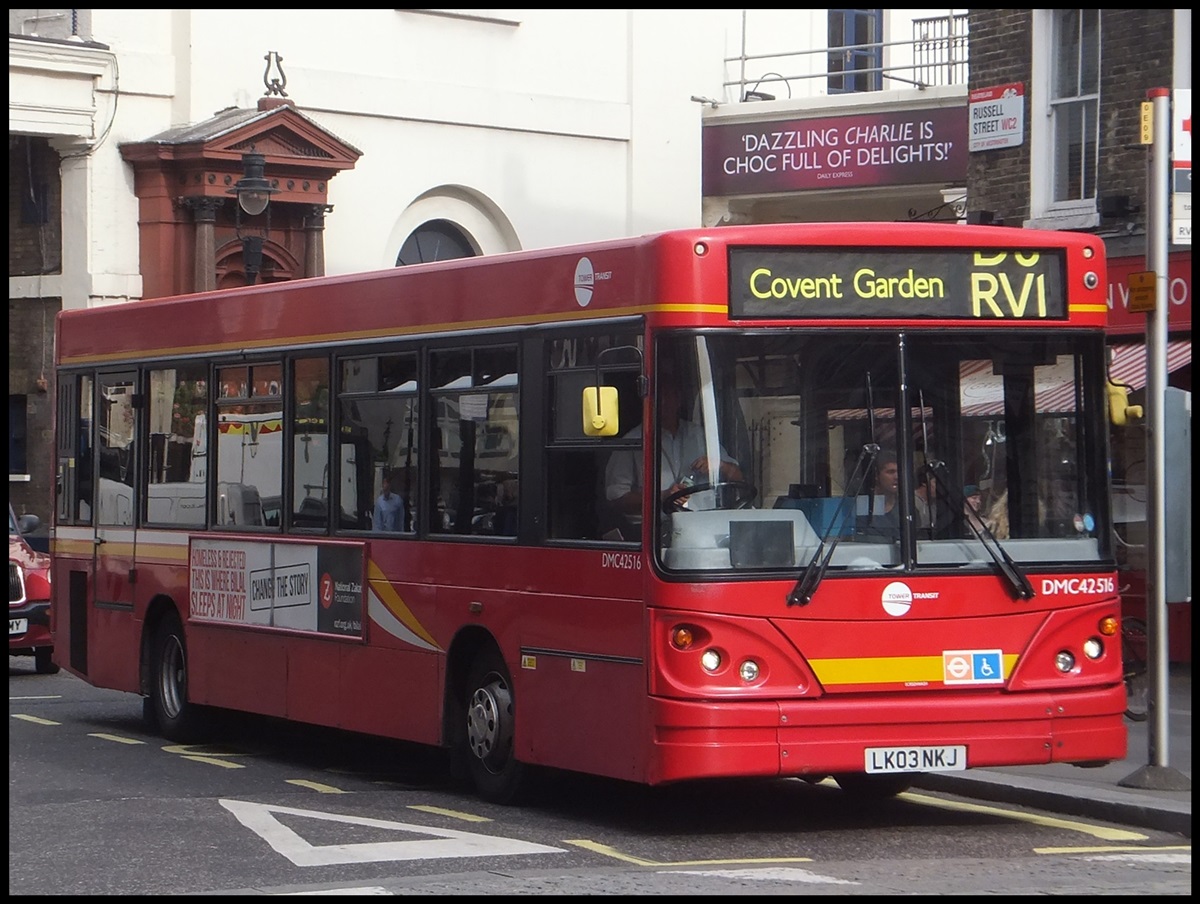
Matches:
[[913, 468, 956, 538], [855, 450, 904, 541], [373, 469, 406, 531]]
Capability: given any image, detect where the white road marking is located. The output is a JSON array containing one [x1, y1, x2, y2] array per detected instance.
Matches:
[[667, 867, 858, 884], [1083, 852, 1191, 864], [282, 888, 393, 895], [219, 799, 565, 867]]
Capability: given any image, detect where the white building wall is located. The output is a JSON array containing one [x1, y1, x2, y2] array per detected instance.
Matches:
[[75, 8, 737, 281], [12, 8, 968, 308]]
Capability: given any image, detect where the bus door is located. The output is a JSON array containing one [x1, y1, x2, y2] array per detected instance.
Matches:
[[90, 371, 141, 668], [55, 372, 93, 674]]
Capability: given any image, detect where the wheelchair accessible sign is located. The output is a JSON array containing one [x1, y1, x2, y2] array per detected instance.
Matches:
[[942, 649, 1004, 685]]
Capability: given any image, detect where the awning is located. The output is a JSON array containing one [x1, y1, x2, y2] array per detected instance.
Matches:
[[960, 341, 1191, 417], [1108, 339, 1192, 390], [829, 341, 1190, 420], [959, 357, 1079, 417]]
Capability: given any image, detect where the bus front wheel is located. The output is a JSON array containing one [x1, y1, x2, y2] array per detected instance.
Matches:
[[462, 650, 529, 804], [149, 611, 207, 742]]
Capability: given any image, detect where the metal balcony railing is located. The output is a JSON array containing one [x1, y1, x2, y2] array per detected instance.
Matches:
[[726, 12, 969, 103]]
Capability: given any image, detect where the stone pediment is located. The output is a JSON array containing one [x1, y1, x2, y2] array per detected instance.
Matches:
[[227, 125, 335, 162], [203, 101, 361, 174], [120, 98, 361, 203]]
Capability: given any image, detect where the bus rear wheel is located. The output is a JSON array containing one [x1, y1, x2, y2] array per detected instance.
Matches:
[[462, 650, 528, 804], [149, 611, 207, 742]]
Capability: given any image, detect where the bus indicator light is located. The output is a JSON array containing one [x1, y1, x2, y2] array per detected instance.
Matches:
[[671, 626, 695, 649]]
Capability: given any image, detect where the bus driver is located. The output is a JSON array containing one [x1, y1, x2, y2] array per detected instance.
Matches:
[[604, 375, 743, 537]]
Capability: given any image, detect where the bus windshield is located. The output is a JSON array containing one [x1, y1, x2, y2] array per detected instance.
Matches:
[[655, 330, 1110, 575]]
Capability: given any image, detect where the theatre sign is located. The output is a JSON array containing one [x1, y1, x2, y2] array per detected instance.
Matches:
[[701, 106, 968, 197]]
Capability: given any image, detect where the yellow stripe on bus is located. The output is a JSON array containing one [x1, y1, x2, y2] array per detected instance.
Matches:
[[52, 539, 96, 556], [808, 653, 1018, 685]]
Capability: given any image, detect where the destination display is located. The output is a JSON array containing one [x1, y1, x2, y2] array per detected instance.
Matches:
[[728, 248, 1066, 320]]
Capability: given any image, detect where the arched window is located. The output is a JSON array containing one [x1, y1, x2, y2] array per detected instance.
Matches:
[[395, 219, 476, 266]]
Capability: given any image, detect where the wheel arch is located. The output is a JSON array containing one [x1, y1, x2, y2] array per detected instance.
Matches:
[[441, 625, 505, 747], [140, 594, 183, 697]]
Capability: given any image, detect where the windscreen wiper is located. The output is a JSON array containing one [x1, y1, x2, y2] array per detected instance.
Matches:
[[912, 391, 1033, 601], [788, 442, 879, 607], [928, 459, 1035, 600]]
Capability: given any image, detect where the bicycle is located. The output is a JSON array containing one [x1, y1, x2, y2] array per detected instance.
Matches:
[[1121, 615, 1149, 722]]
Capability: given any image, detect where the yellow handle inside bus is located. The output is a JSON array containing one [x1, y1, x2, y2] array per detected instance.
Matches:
[[1106, 379, 1143, 427], [582, 385, 620, 436]]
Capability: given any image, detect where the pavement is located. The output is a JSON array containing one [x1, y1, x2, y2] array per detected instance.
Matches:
[[912, 664, 1192, 838]]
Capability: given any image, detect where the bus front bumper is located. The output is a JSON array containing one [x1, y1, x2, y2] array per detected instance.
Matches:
[[647, 685, 1127, 785]]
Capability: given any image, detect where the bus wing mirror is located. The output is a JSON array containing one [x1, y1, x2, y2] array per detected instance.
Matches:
[[583, 386, 619, 436], [1106, 380, 1143, 427]]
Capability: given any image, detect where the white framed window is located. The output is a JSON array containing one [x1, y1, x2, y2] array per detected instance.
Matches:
[[1027, 9, 1101, 230]]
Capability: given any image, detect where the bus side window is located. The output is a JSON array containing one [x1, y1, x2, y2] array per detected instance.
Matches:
[[291, 356, 331, 530], [97, 373, 138, 525], [545, 333, 643, 543], [546, 450, 604, 540], [214, 363, 281, 530]]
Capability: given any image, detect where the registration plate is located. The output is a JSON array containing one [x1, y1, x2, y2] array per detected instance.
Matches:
[[865, 745, 967, 774], [9, 618, 29, 637]]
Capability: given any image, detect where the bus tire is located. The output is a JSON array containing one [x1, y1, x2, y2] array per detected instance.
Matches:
[[833, 772, 913, 799], [142, 695, 158, 731], [462, 649, 529, 805], [149, 611, 207, 743]]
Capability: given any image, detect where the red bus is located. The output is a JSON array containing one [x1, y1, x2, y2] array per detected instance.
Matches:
[[50, 222, 1127, 803]]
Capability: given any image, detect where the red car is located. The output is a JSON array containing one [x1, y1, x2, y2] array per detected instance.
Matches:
[[9, 504, 57, 674]]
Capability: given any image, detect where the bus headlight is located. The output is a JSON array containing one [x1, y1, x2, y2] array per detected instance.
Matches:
[[700, 649, 722, 672], [1055, 650, 1076, 673], [739, 659, 760, 682], [1082, 638, 1104, 660]]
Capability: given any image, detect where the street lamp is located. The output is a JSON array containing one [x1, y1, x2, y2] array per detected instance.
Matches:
[[228, 149, 278, 285]]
